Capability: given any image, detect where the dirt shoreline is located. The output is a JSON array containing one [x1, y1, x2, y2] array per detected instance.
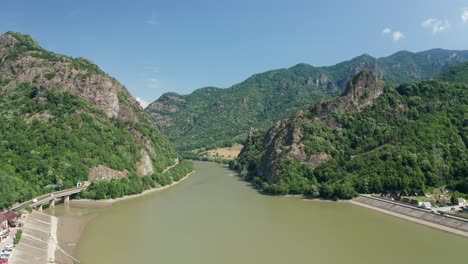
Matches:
[[53, 170, 195, 264]]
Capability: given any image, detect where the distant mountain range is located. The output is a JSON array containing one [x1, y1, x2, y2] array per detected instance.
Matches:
[[146, 48, 468, 155]]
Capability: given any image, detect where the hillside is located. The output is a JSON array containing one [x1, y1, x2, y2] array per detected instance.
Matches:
[[146, 49, 468, 155], [0, 32, 183, 209], [233, 66, 468, 199]]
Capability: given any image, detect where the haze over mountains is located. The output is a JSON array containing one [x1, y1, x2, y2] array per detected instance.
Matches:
[[146, 49, 468, 155]]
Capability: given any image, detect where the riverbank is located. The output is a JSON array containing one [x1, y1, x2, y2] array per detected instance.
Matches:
[[70, 171, 195, 207], [48, 170, 195, 264], [9, 211, 58, 264], [350, 195, 468, 238]]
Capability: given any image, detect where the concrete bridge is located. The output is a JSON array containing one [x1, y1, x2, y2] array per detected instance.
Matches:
[[11, 187, 85, 212]]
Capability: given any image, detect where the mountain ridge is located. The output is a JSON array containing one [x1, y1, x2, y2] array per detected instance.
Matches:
[[233, 63, 468, 198], [0, 32, 183, 208], [146, 48, 468, 155]]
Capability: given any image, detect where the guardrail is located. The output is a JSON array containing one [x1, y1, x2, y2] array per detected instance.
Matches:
[[10, 187, 85, 212]]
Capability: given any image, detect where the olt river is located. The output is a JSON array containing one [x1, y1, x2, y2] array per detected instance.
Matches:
[[51, 161, 467, 264]]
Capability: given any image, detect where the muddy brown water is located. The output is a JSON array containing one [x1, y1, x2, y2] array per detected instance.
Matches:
[[52, 161, 468, 264]]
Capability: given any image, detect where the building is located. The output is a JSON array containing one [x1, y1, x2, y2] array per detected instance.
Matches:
[[0, 214, 9, 243], [0, 214, 7, 228], [0, 211, 17, 227], [420, 202, 432, 209]]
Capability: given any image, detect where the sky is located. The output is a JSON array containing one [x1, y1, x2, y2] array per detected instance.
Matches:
[[1, 0, 468, 107]]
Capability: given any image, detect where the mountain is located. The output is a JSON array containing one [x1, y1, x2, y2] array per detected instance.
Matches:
[[233, 65, 468, 199], [0, 32, 186, 208], [146, 49, 468, 155]]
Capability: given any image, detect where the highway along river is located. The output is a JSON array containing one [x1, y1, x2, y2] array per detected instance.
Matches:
[[54, 161, 468, 264]]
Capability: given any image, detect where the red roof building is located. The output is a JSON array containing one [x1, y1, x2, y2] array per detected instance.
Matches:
[[0, 211, 17, 227], [0, 214, 7, 228]]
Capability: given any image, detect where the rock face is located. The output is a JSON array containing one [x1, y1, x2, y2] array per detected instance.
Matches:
[[255, 70, 384, 184], [136, 149, 155, 176], [89, 165, 129, 181], [0, 33, 139, 121], [312, 70, 384, 115], [0, 32, 178, 181]]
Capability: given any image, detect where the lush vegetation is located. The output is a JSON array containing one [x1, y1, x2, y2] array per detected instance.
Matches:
[[438, 61, 468, 83], [234, 67, 468, 200], [0, 83, 178, 209], [14, 229, 22, 245], [147, 49, 468, 157], [0, 32, 184, 209], [79, 160, 194, 200]]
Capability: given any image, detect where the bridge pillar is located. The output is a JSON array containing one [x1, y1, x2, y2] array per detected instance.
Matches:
[[64, 195, 70, 205], [50, 199, 55, 208], [38, 204, 43, 211]]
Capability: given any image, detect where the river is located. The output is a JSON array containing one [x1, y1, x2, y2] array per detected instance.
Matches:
[[52, 161, 467, 263]]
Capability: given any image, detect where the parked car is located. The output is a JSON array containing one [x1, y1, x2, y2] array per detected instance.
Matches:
[[4, 245, 13, 250], [32, 198, 38, 203]]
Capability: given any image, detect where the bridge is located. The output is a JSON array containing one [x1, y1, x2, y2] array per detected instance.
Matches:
[[9, 158, 180, 213], [11, 187, 85, 212]]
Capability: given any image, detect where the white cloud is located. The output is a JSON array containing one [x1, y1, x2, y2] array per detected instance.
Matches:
[[392, 31, 405, 42], [381, 28, 404, 42], [146, 14, 159, 25], [421, 18, 450, 33], [382, 27, 392, 34], [135, 97, 149, 108], [462, 8, 468, 23]]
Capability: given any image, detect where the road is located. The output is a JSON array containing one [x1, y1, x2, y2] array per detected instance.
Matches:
[[10, 158, 181, 212], [10, 187, 85, 212]]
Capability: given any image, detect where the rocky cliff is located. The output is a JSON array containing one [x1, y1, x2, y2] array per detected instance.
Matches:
[[0, 32, 138, 120], [255, 70, 385, 184], [0, 32, 178, 208], [235, 68, 468, 198]]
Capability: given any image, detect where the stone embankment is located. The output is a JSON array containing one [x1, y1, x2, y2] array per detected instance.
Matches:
[[351, 195, 468, 238], [9, 211, 57, 263]]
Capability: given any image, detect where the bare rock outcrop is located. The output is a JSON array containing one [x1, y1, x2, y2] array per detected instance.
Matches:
[[136, 149, 154, 176], [0, 33, 139, 121], [312, 70, 384, 115], [257, 70, 384, 184], [89, 165, 129, 181]]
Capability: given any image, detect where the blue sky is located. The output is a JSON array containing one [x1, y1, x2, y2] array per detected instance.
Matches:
[[1, 0, 468, 106]]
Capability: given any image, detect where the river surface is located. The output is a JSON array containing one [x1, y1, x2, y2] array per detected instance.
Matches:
[[64, 162, 467, 263]]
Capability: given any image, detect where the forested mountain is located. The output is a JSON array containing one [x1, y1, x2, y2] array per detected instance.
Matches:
[[146, 49, 468, 155], [0, 32, 183, 209], [233, 63, 468, 199]]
